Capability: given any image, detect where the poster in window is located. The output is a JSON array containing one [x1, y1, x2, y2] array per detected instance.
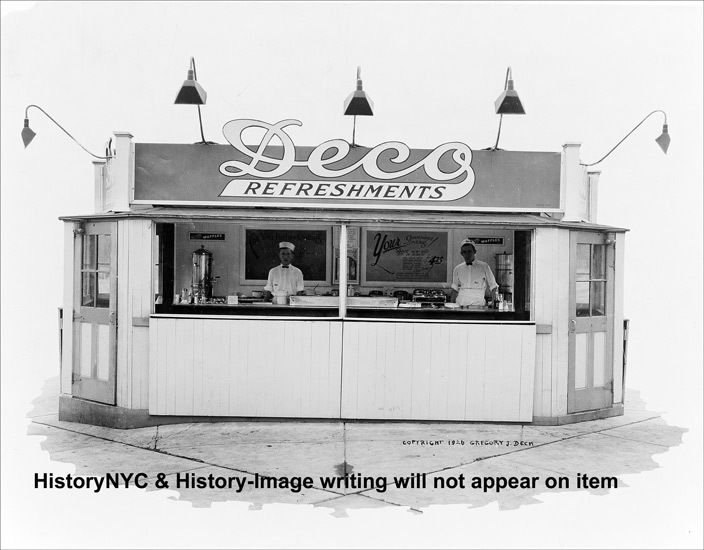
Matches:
[[364, 230, 448, 283]]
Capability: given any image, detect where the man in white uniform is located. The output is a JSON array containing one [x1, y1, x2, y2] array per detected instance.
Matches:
[[450, 239, 499, 307], [263, 241, 305, 300]]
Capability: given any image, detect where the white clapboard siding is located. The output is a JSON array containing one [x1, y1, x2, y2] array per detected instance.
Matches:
[[612, 232, 625, 403], [61, 222, 78, 395], [532, 228, 570, 417], [149, 318, 343, 417], [341, 321, 535, 422], [117, 219, 152, 409]]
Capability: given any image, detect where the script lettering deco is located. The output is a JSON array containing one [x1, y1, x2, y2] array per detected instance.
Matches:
[[218, 119, 475, 201]]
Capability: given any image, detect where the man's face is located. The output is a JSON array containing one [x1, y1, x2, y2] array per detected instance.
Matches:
[[279, 248, 294, 266], [460, 245, 476, 264]]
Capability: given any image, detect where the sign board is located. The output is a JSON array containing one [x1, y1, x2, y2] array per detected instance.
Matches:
[[468, 237, 504, 245], [364, 230, 448, 284], [189, 232, 225, 241], [244, 228, 328, 282], [133, 118, 561, 212]]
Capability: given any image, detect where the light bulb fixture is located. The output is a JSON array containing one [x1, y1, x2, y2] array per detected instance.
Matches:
[[488, 66, 526, 151], [582, 110, 671, 166], [495, 67, 525, 115], [21, 105, 110, 159], [343, 66, 374, 147], [174, 57, 215, 144]]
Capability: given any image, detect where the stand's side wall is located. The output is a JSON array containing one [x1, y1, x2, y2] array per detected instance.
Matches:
[[532, 227, 570, 417], [116, 219, 152, 409], [60, 223, 79, 395], [612, 232, 625, 404]]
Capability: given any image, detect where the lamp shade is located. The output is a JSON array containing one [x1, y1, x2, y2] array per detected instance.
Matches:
[[655, 123, 670, 153], [344, 67, 374, 116], [21, 118, 36, 147], [344, 91, 374, 116], [175, 69, 207, 105], [495, 79, 525, 115]]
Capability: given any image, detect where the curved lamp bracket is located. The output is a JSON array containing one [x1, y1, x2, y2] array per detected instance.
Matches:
[[582, 110, 670, 167], [22, 104, 111, 160]]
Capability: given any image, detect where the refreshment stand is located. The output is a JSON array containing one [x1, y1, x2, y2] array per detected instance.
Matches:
[[57, 120, 627, 428]]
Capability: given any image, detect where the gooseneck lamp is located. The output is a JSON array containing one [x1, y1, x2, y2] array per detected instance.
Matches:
[[489, 66, 526, 151], [582, 110, 671, 166], [21, 105, 111, 159], [343, 66, 374, 147], [174, 57, 215, 144]]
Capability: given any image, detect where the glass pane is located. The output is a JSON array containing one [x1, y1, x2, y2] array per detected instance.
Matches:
[[81, 272, 96, 307], [591, 281, 606, 316], [96, 272, 110, 308], [82, 235, 97, 269], [591, 244, 605, 279], [576, 281, 590, 316], [97, 235, 111, 267], [576, 244, 590, 281]]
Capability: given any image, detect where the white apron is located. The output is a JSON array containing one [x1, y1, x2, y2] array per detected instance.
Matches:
[[456, 288, 487, 307]]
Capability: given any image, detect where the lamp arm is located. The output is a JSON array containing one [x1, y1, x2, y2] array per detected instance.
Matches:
[[24, 104, 110, 160], [489, 67, 512, 151], [581, 110, 668, 167], [190, 57, 197, 80], [186, 57, 211, 144]]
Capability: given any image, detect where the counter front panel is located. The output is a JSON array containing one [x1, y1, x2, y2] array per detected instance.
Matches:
[[149, 316, 535, 421]]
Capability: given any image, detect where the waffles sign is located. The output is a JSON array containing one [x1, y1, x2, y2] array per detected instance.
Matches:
[[218, 119, 475, 201]]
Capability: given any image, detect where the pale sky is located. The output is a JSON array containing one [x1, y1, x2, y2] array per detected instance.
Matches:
[[1, 2, 702, 548]]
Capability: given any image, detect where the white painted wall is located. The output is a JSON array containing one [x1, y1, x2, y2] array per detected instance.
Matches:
[[149, 317, 343, 417], [60, 222, 79, 395], [149, 316, 534, 421], [116, 219, 152, 409], [341, 320, 535, 421], [561, 142, 591, 222], [532, 227, 570, 417], [612, 232, 626, 403], [102, 132, 133, 213]]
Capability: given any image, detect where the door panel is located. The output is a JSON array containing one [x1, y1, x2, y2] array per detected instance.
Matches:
[[568, 231, 614, 413], [72, 222, 117, 404]]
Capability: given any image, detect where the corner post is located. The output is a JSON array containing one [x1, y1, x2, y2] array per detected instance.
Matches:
[[93, 160, 107, 213], [105, 131, 134, 212], [338, 223, 348, 318], [587, 170, 601, 223], [560, 142, 588, 222]]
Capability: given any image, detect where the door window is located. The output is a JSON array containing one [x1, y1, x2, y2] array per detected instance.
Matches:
[[81, 234, 111, 307], [575, 243, 606, 317]]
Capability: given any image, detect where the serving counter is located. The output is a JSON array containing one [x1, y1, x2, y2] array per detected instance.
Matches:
[[149, 314, 536, 421]]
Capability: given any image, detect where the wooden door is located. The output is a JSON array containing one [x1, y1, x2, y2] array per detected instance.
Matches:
[[72, 222, 117, 404], [568, 231, 614, 413]]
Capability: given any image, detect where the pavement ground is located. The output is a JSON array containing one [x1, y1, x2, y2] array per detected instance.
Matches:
[[26, 377, 686, 514]]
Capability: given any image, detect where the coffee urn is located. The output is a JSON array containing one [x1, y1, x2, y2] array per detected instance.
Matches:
[[495, 252, 514, 302], [192, 245, 214, 303]]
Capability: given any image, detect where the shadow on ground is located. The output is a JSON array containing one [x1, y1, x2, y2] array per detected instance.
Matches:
[[28, 377, 686, 515]]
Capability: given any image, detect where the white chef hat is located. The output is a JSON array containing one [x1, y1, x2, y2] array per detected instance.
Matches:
[[460, 238, 477, 251], [279, 241, 295, 251]]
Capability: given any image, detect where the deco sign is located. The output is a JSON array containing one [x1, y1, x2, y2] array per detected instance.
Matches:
[[218, 119, 474, 202], [132, 118, 562, 211]]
